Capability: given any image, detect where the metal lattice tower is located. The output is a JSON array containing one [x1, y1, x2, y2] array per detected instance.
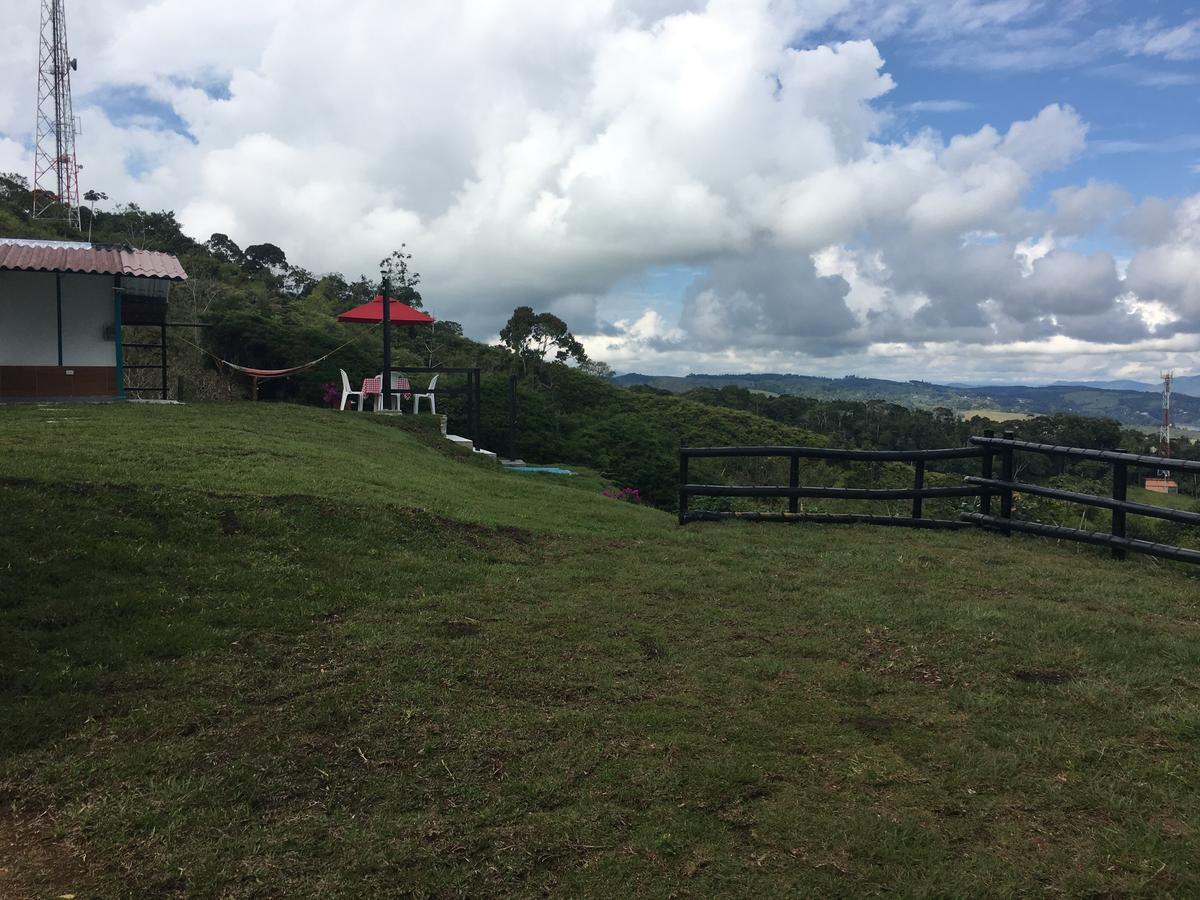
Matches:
[[31, 0, 81, 230], [1160, 371, 1174, 459]]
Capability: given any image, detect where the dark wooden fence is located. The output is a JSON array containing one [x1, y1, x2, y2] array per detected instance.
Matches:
[[679, 430, 1200, 565], [678, 444, 986, 529], [960, 431, 1200, 565]]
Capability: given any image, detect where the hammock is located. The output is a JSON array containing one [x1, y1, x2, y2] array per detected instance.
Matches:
[[176, 325, 379, 394], [222, 361, 323, 380]]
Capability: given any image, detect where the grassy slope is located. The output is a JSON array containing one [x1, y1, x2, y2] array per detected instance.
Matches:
[[2, 404, 1199, 898]]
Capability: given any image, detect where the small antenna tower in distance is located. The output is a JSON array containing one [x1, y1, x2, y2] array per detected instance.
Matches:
[[1158, 370, 1174, 478], [31, 0, 82, 230], [1160, 371, 1173, 457]]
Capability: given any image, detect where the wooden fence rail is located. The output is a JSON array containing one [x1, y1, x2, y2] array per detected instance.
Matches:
[[678, 444, 987, 530], [679, 430, 1200, 566], [960, 431, 1200, 564]]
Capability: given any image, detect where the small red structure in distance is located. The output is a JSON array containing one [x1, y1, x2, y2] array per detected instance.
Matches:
[[1144, 478, 1179, 494]]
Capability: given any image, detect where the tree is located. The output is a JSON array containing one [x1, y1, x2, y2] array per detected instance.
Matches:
[[102, 204, 196, 253], [83, 190, 108, 242], [207, 233, 244, 265], [379, 244, 423, 309], [578, 358, 615, 380], [0, 172, 30, 198], [499, 306, 588, 371], [243, 242, 288, 275], [283, 266, 318, 297]]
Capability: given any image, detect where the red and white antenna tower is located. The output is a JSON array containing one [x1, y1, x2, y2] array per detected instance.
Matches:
[[31, 0, 82, 230], [1159, 370, 1174, 468]]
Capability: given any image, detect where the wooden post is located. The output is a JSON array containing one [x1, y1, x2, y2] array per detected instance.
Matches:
[[678, 449, 690, 525], [1111, 461, 1127, 560], [470, 369, 480, 448], [507, 374, 519, 460], [381, 274, 392, 413], [159, 322, 168, 400], [999, 430, 1015, 535], [912, 459, 925, 521], [112, 275, 125, 400], [980, 429, 994, 516], [788, 452, 800, 515], [55, 272, 64, 366]]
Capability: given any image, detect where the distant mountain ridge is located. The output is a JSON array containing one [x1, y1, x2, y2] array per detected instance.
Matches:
[[1051, 376, 1200, 395], [613, 372, 1200, 427]]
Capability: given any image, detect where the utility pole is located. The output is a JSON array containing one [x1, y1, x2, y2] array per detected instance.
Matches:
[[31, 0, 82, 230], [381, 274, 392, 413]]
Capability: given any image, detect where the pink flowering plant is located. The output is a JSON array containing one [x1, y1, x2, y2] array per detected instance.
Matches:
[[320, 382, 340, 407], [602, 487, 641, 504]]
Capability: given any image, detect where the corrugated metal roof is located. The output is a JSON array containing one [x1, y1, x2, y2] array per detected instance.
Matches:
[[0, 237, 188, 281]]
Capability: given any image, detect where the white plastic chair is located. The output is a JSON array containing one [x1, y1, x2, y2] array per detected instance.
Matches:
[[412, 374, 438, 414], [366, 374, 387, 412], [339, 369, 365, 411], [384, 373, 412, 412]]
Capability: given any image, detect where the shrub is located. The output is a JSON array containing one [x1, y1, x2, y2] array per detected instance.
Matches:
[[602, 487, 642, 504]]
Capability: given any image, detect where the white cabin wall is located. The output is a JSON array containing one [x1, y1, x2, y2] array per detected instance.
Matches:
[[60, 273, 116, 366], [0, 270, 116, 367], [0, 270, 58, 365]]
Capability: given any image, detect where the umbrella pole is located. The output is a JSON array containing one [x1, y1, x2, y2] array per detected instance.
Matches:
[[381, 273, 392, 412]]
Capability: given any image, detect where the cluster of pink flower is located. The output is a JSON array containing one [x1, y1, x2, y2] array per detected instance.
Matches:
[[320, 382, 340, 407], [602, 487, 641, 504]]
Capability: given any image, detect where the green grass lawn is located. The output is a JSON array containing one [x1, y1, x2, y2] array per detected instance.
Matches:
[[959, 408, 1033, 422], [3, 403, 1199, 898]]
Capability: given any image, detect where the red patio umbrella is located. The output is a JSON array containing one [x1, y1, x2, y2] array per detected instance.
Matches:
[[337, 293, 435, 410], [336, 295, 435, 325]]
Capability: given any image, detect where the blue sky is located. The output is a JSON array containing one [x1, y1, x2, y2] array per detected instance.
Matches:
[[588, 1, 1200, 380]]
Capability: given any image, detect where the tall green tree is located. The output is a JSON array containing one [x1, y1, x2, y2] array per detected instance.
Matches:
[[379, 245, 423, 308], [499, 306, 588, 371]]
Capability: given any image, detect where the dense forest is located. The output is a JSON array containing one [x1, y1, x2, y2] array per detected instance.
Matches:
[[3, 174, 1197, 516]]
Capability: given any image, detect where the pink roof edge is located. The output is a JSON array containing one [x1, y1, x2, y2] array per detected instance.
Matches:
[[0, 237, 188, 281]]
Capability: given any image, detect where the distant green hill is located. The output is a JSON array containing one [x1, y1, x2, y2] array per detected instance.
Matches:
[[1053, 375, 1200, 395], [614, 372, 1200, 427]]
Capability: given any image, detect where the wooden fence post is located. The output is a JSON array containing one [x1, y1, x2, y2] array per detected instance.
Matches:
[[999, 430, 1015, 535], [1111, 461, 1127, 560], [678, 449, 690, 526], [788, 452, 800, 516], [507, 374, 519, 460], [912, 459, 925, 521], [980, 429, 994, 516], [159, 322, 168, 400]]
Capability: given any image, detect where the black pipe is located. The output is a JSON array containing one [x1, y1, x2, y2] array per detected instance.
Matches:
[[508, 374, 519, 460], [682, 484, 983, 500], [971, 435, 1200, 474], [682, 511, 971, 529], [381, 273, 392, 413], [679, 445, 984, 461], [960, 512, 1200, 565], [964, 477, 1200, 527]]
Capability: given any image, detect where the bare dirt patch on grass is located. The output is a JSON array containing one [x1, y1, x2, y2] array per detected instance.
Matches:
[[0, 802, 86, 900]]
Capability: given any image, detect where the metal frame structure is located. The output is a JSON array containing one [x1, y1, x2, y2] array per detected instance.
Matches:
[[1156, 370, 1175, 480], [395, 367, 482, 447], [31, 0, 81, 229]]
